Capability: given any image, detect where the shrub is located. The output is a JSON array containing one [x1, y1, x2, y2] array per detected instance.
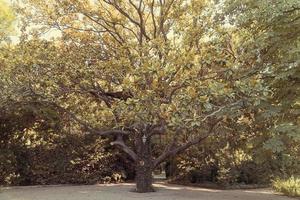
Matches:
[[273, 176, 300, 197]]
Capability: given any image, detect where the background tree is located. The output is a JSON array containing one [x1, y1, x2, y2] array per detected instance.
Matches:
[[221, 0, 300, 177], [173, 0, 300, 185]]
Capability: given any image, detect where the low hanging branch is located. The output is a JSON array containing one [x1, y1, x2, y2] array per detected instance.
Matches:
[[110, 135, 138, 161], [153, 119, 221, 167]]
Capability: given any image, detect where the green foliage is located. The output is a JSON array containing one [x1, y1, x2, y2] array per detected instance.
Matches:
[[273, 176, 300, 197]]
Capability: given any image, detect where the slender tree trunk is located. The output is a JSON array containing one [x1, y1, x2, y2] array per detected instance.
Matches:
[[135, 132, 154, 193]]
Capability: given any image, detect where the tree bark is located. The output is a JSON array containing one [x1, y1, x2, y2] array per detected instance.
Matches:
[[134, 132, 154, 193], [135, 160, 154, 193]]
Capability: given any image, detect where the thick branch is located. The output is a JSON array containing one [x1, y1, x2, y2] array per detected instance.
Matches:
[[150, 0, 157, 38], [31, 96, 129, 137], [111, 136, 138, 161], [79, 84, 133, 107], [148, 122, 166, 136], [200, 99, 245, 122], [160, 83, 186, 104], [154, 119, 220, 167]]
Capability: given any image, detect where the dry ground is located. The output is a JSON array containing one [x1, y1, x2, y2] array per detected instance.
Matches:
[[0, 182, 295, 200]]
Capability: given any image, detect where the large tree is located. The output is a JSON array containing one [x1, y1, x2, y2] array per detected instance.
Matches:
[[4, 0, 297, 192]]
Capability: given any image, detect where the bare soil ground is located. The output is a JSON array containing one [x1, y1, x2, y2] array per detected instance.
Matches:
[[0, 182, 294, 200]]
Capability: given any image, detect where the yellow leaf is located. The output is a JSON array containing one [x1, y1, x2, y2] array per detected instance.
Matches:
[[187, 87, 197, 98]]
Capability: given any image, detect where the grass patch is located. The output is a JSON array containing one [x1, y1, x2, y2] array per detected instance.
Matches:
[[272, 176, 300, 197]]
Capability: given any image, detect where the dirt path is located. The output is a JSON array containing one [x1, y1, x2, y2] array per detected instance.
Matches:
[[0, 182, 294, 200]]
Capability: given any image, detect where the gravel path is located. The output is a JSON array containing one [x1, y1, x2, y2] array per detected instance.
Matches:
[[0, 182, 294, 200]]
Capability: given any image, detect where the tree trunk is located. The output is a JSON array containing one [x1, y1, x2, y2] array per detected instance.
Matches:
[[134, 132, 154, 193], [135, 161, 154, 192]]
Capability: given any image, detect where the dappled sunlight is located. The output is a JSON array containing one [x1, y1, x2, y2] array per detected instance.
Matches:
[[97, 183, 135, 187], [243, 189, 276, 195], [78, 191, 89, 194], [153, 183, 222, 192]]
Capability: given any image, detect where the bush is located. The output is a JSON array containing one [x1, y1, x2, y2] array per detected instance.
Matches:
[[272, 176, 300, 197], [0, 133, 136, 186]]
